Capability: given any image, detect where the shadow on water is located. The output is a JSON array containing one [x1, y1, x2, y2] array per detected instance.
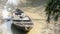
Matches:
[[11, 24, 26, 34]]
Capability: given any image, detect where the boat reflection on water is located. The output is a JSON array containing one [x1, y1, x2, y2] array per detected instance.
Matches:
[[11, 24, 26, 34]]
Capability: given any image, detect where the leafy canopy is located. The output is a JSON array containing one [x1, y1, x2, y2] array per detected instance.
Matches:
[[45, 0, 60, 22]]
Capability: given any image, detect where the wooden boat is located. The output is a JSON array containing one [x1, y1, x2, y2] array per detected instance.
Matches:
[[12, 9, 33, 32]]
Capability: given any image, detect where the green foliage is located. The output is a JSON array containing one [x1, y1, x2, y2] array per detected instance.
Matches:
[[45, 0, 60, 22]]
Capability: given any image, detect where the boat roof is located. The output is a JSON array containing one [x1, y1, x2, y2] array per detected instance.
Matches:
[[16, 9, 24, 13]]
